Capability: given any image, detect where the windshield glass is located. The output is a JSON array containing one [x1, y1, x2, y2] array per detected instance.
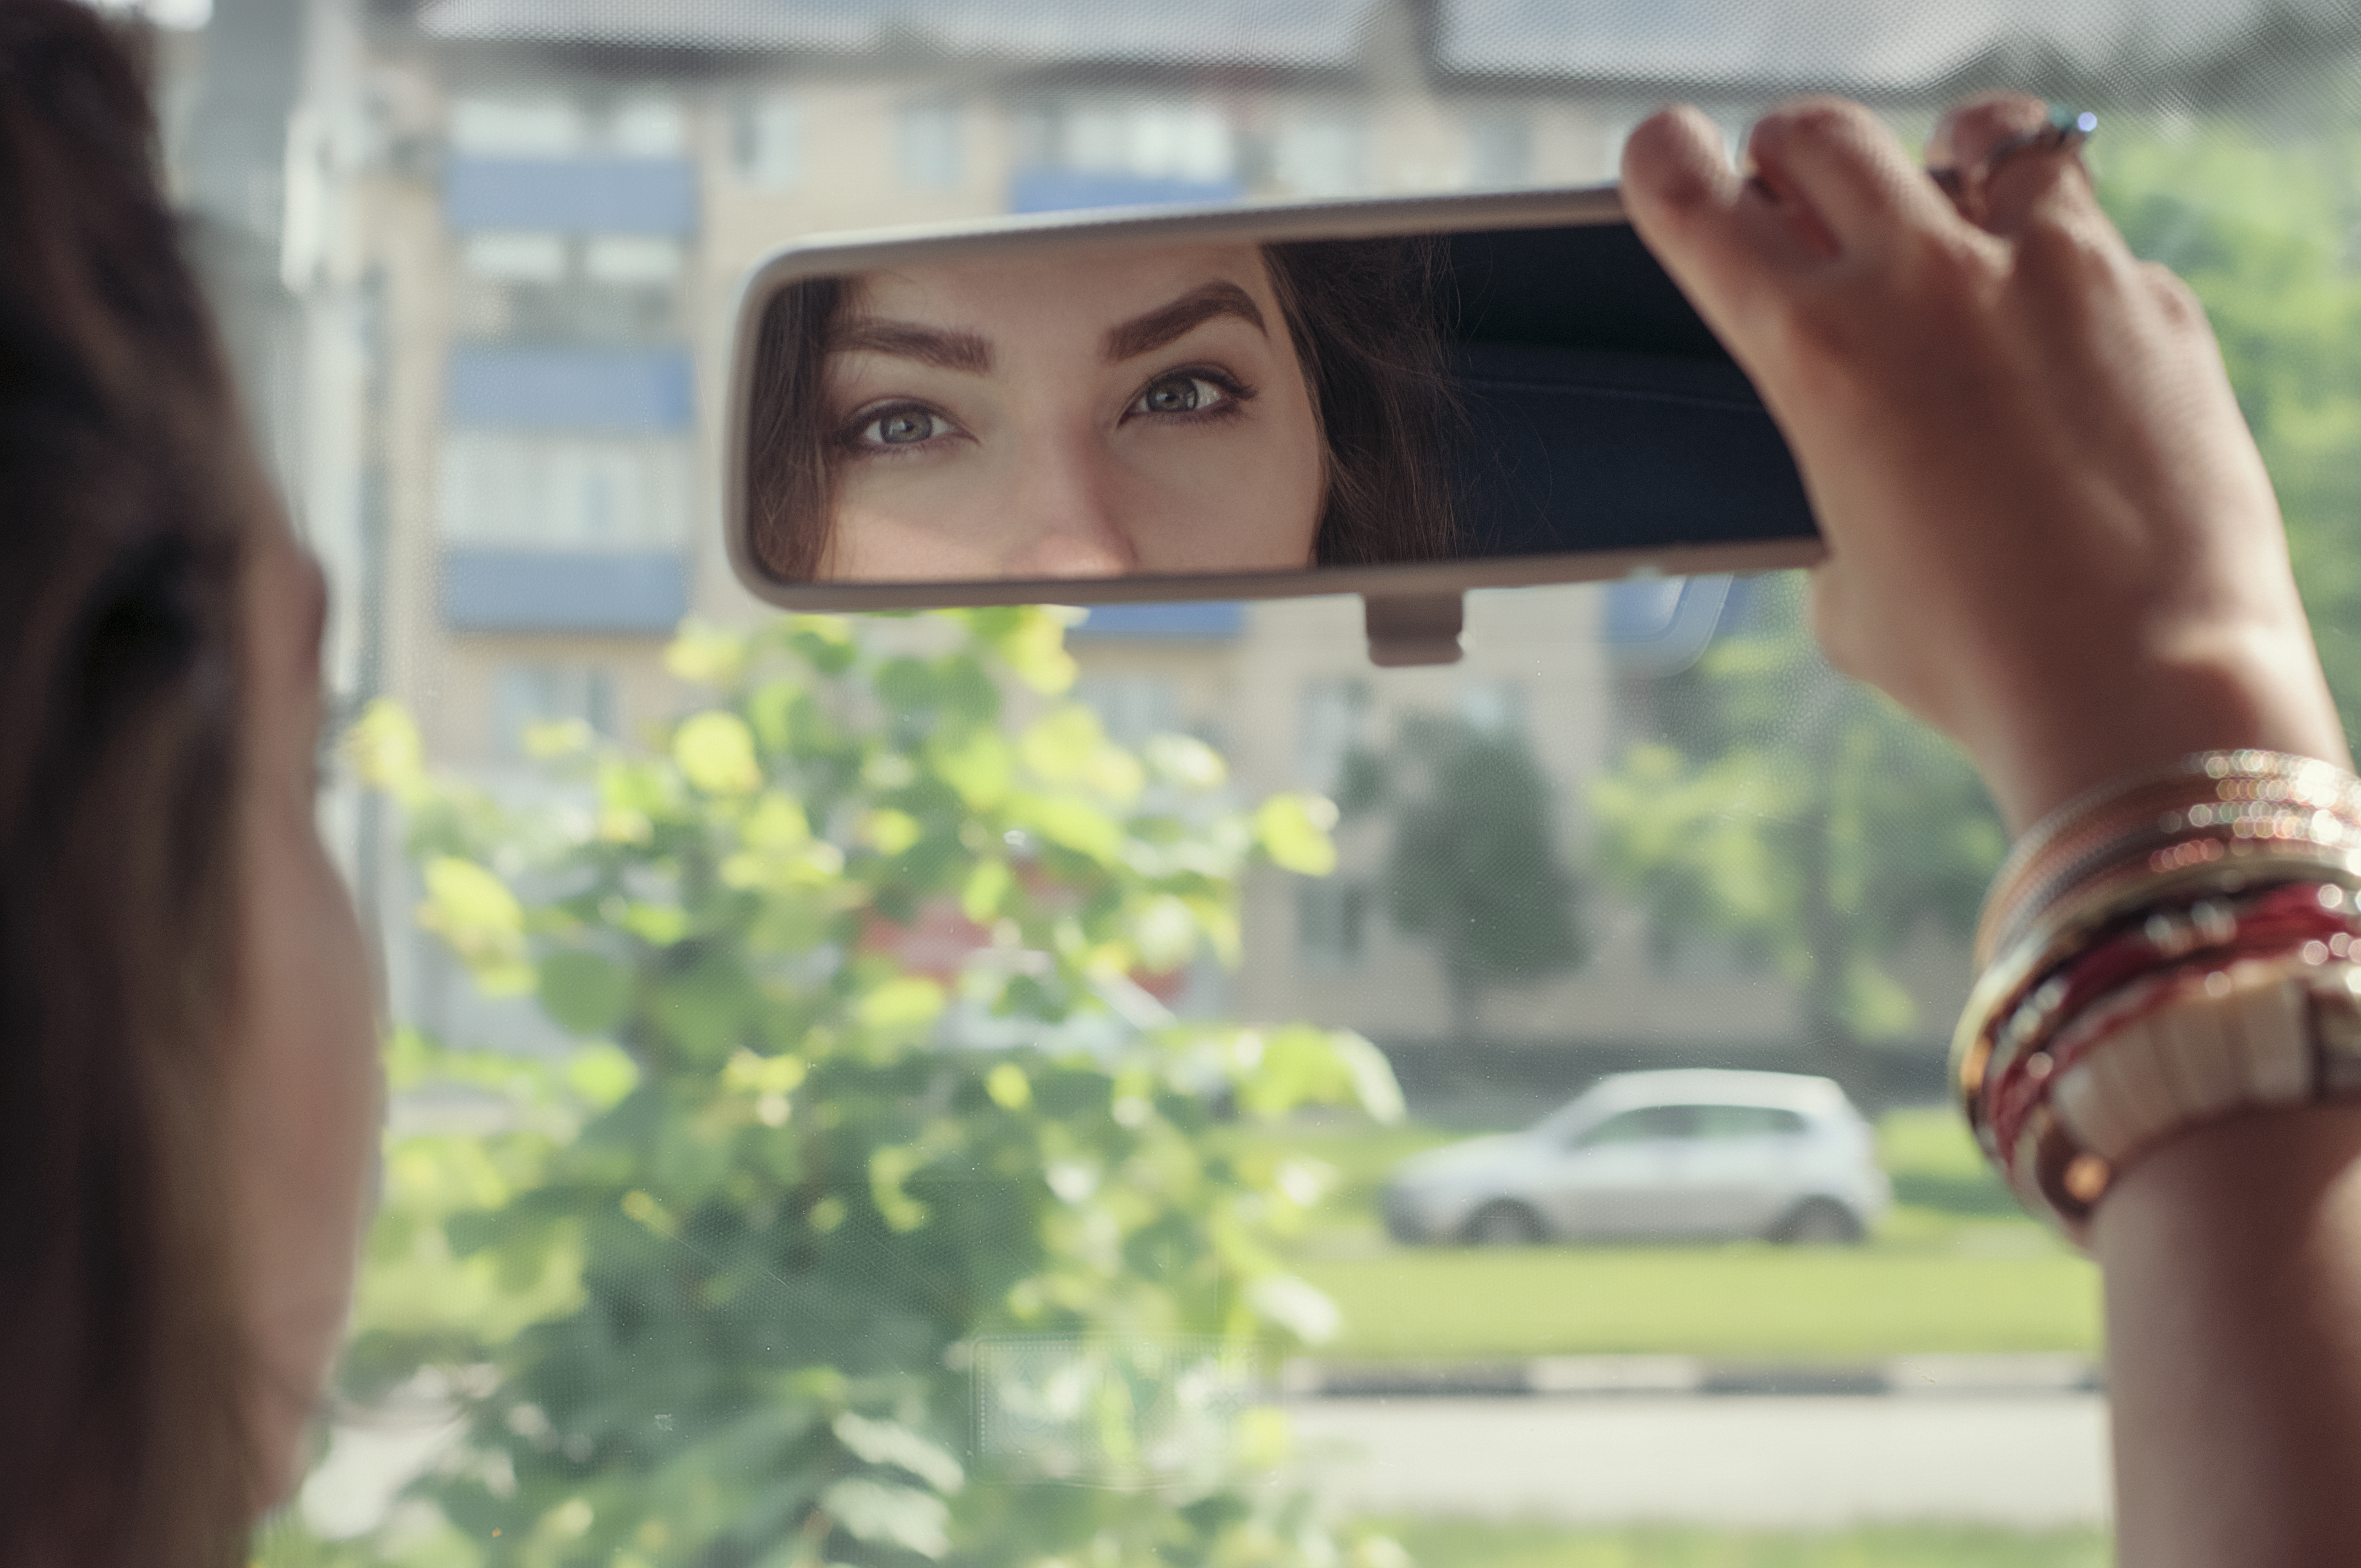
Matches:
[[129, 1, 2361, 1561]]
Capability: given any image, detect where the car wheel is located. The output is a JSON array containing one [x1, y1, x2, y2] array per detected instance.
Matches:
[[1463, 1200, 1546, 1248], [1774, 1197, 1863, 1246]]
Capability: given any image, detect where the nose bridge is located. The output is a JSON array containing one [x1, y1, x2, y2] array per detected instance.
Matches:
[[999, 397, 1137, 578]]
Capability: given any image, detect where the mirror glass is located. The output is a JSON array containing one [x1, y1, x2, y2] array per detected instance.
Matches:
[[735, 216, 1818, 587]]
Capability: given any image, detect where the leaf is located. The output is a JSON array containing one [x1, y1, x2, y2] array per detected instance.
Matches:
[[1145, 733, 1227, 791], [961, 858, 1013, 923], [932, 731, 1015, 812], [982, 608, 1078, 696], [832, 1412, 965, 1493], [1255, 793, 1339, 876], [722, 1048, 809, 1097], [819, 1477, 950, 1559], [621, 1189, 678, 1238], [1018, 705, 1106, 785], [345, 698, 425, 799], [415, 856, 532, 994], [665, 620, 748, 687], [1128, 894, 1199, 973], [564, 1043, 640, 1108], [674, 711, 763, 796], [741, 792, 812, 849], [1248, 1273, 1341, 1345], [858, 977, 945, 1034], [1329, 1030, 1407, 1124], [862, 808, 924, 857], [538, 949, 633, 1035], [984, 1062, 1031, 1110], [1018, 797, 1125, 864], [869, 1145, 933, 1232]]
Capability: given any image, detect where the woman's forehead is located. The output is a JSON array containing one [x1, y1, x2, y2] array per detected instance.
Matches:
[[848, 242, 1276, 327]]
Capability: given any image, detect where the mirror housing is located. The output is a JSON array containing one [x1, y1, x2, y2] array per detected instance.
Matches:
[[721, 187, 1820, 663]]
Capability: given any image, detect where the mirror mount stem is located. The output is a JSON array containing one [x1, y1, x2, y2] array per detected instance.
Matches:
[[1364, 592, 1464, 667]]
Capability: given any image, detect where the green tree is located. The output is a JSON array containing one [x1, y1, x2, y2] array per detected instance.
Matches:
[[1358, 714, 1586, 1041], [301, 608, 1404, 1568], [1587, 119, 2361, 1091], [2097, 121, 2361, 735], [1590, 581, 2003, 1088]]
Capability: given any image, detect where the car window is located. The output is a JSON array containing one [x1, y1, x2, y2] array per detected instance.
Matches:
[[129, 0, 2361, 1560], [1574, 1104, 1697, 1146], [1690, 1104, 1810, 1139]]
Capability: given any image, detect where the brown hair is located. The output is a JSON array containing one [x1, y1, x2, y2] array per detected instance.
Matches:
[[746, 237, 1460, 580], [0, 1, 261, 1561]]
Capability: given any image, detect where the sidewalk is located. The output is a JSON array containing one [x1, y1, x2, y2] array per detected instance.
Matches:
[[1288, 1390, 2112, 1528], [1282, 1351, 2102, 1400]]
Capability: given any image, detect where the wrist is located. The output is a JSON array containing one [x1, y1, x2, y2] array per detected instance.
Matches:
[[1971, 623, 2347, 833]]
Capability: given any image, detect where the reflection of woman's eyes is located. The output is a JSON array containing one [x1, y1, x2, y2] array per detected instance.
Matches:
[[839, 400, 966, 458], [1126, 368, 1254, 423]]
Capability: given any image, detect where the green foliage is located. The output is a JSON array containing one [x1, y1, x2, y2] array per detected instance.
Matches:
[[1591, 581, 2003, 1079], [333, 608, 1405, 1568], [2095, 119, 2361, 738], [1358, 714, 1587, 1038], [1589, 117, 2361, 1085]]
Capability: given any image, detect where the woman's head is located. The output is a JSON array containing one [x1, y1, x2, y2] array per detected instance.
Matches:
[[748, 235, 1459, 581], [0, 2, 378, 1560]]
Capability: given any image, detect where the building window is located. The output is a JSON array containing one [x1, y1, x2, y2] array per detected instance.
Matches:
[[450, 95, 585, 157], [454, 232, 684, 342], [1074, 675, 1181, 751], [1464, 108, 1532, 188], [582, 235, 684, 287], [494, 664, 615, 759], [448, 94, 684, 159], [736, 94, 801, 188], [1275, 113, 1367, 197], [461, 231, 568, 283], [1298, 678, 1369, 793], [440, 433, 690, 550], [1298, 879, 1368, 970], [606, 97, 686, 157], [896, 101, 966, 190]]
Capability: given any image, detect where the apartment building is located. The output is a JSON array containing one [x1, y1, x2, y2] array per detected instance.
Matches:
[[156, 0, 1987, 1083]]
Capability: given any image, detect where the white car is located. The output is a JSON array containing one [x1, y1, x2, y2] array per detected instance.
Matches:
[[1381, 1070, 1890, 1246]]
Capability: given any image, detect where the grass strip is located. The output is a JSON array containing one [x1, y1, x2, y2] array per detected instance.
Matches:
[[1296, 1246, 2100, 1361]]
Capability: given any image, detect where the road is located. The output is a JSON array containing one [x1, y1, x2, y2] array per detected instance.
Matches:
[[1285, 1393, 2112, 1528]]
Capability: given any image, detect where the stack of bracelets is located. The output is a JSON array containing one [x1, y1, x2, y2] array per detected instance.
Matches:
[[1955, 749, 2361, 1243]]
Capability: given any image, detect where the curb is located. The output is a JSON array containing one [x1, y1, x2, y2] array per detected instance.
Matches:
[[1280, 1352, 2102, 1400]]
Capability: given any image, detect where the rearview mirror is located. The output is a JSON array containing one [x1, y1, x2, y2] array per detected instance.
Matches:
[[723, 189, 1819, 663]]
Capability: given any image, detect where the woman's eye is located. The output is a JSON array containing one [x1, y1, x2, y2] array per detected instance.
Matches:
[[1133, 375, 1230, 417], [852, 405, 954, 449]]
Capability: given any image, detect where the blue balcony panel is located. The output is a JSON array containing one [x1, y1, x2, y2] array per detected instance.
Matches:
[[1009, 168, 1243, 214], [443, 548, 687, 635], [446, 156, 698, 235], [1070, 601, 1243, 639], [447, 346, 693, 433]]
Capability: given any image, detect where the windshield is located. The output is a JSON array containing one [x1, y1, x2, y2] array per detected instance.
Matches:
[[130, 1, 2361, 1561]]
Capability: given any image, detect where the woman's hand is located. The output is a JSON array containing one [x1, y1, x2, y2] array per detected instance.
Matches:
[[1619, 94, 2348, 830]]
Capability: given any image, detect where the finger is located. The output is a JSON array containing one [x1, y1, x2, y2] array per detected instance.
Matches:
[[1622, 106, 1821, 349], [1745, 97, 1959, 256], [1930, 94, 2102, 238], [1925, 91, 2047, 174]]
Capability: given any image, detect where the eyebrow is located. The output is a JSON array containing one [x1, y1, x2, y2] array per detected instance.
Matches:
[[1103, 281, 1267, 363], [829, 318, 994, 374]]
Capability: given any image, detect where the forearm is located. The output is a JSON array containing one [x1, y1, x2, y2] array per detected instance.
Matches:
[[2097, 1103, 2361, 1564]]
